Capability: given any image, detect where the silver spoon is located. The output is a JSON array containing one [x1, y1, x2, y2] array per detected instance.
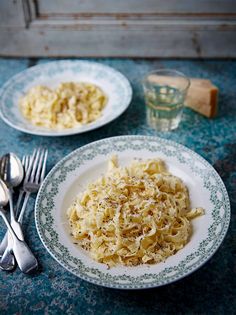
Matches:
[[0, 153, 24, 269], [0, 153, 24, 223], [0, 153, 24, 189], [0, 179, 38, 273]]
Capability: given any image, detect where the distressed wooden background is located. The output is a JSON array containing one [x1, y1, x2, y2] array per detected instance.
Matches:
[[0, 0, 236, 57]]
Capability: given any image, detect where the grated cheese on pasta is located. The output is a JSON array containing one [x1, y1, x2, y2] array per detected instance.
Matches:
[[67, 156, 204, 267], [19, 82, 107, 129]]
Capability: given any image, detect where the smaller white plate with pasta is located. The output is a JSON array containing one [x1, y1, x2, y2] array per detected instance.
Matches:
[[35, 136, 230, 289], [0, 61, 132, 136]]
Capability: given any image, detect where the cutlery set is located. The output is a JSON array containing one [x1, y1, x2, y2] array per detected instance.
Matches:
[[0, 149, 48, 274]]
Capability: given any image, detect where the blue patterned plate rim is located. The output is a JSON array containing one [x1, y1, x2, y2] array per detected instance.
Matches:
[[35, 135, 231, 289], [0, 60, 132, 136]]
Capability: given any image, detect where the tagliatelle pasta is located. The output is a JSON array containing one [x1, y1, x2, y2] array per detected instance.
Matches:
[[19, 82, 107, 129], [67, 156, 204, 267]]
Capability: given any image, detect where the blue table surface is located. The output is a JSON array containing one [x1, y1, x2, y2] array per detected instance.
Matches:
[[0, 58, 235, 315]]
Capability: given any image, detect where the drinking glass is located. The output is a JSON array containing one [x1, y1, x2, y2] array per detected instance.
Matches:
[[142, 69, 190, 131]]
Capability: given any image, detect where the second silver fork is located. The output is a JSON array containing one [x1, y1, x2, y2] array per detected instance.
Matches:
[[18, 149, 47, 224]]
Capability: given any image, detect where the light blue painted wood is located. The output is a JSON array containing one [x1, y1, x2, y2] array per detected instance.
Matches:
[[1, 27, 236, 58], [0, 0, 26, 27], [37, 0, 236, 15], [0, 0, 236, 57]]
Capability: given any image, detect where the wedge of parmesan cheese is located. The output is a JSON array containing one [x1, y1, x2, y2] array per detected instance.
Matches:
[[148, 75, 218, 118], [185, 78, 218, 118]]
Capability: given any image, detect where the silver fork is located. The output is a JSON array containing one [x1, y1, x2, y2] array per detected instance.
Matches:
[[18, 149, 47, 224], [15, 155, 30, 218], [0, 148, 48, 273]]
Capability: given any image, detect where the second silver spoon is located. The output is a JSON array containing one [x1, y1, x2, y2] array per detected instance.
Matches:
[[0, 179, 38, 274], [0, 153, 24, 269]]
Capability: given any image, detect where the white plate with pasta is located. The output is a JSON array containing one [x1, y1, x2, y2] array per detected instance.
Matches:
[[0, 60, 132, 136], [35, 136, 230, 289]]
